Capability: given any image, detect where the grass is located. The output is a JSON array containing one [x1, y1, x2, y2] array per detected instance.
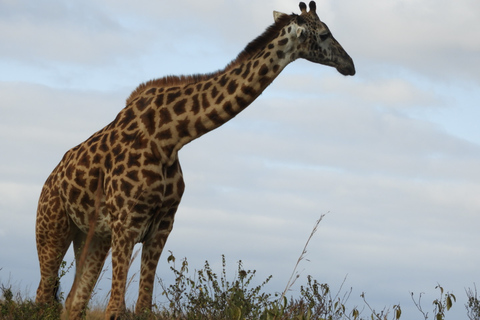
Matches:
[[0, 259, 476, 320], [1, 215, 479, 319]]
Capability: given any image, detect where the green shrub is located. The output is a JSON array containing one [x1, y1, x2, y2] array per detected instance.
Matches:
[[158, 252, 273, 319], [0, 285, 61, 320]]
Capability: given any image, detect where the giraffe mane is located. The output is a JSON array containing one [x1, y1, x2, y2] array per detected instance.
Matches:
[[126, 13, 297, 104]]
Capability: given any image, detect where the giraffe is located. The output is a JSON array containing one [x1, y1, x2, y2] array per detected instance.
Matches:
[[35, 2, 354, 319]]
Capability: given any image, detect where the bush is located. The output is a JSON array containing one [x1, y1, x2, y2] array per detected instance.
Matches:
[[0, 285, 61, 320], [158, 252, 273, 319], [2, 261, 479, 319]]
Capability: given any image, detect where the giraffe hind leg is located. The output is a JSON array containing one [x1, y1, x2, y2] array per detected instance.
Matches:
[[36, 239, 71, 305], [35, 197, 75, 306]]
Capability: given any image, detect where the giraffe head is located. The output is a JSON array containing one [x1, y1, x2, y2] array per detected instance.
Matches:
[[274, 1, 355, 76]]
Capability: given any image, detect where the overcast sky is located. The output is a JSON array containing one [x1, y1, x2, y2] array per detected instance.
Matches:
[[1, 0, 480, 318]]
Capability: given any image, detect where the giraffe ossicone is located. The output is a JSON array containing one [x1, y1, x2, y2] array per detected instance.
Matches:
[[35, 2, 354, 319]]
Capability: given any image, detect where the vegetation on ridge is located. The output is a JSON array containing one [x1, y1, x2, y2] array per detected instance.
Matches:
[[1, 216, 478, 319]]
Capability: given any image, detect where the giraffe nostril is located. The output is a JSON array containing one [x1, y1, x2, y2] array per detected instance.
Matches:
[[337, 64, 355, 76], [350, 66, 356, 76]]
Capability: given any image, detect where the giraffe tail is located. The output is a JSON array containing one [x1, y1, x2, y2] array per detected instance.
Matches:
[[53, 278, 61, 302]]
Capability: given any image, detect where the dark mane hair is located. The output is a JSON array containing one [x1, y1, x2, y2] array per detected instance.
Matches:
[[126, 13, 295, 104]]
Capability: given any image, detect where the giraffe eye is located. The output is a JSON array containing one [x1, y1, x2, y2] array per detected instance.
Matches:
[[319, 32, 329, 41]]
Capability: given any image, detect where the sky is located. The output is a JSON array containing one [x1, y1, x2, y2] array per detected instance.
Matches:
[[1, 0, 480, 318]]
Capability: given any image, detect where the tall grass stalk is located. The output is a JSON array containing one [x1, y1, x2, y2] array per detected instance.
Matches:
[[280, 214, 326, 302]]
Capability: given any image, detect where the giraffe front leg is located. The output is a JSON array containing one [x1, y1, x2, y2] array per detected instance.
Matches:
[[105, 226, 136, 320], [65, 233, 110, 320], [135, 226, 173, 314]]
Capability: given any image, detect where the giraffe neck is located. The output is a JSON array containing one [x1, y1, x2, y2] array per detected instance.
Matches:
[[126, 15, 299, 166], [180, 33, 295, 137]]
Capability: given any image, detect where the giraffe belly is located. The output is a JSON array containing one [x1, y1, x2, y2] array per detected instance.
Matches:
[[65, 182, 181, 243], [66, 200, 113, 240]]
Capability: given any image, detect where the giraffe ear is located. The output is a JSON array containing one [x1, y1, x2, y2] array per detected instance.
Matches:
[[273, 11, 287, 23], [296, 26, 306, 42]]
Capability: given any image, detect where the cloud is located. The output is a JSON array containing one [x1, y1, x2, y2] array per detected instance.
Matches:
[[212, 95, 478, 177], [3, 0, 478, 84], [334, 0, 480, 82], [0, 1, 139, 65], [0, 82, 125, 184], [1, 1, 479, 318]]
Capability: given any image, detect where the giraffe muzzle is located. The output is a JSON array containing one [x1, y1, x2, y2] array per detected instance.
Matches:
[[337, 58, 356, 76]]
